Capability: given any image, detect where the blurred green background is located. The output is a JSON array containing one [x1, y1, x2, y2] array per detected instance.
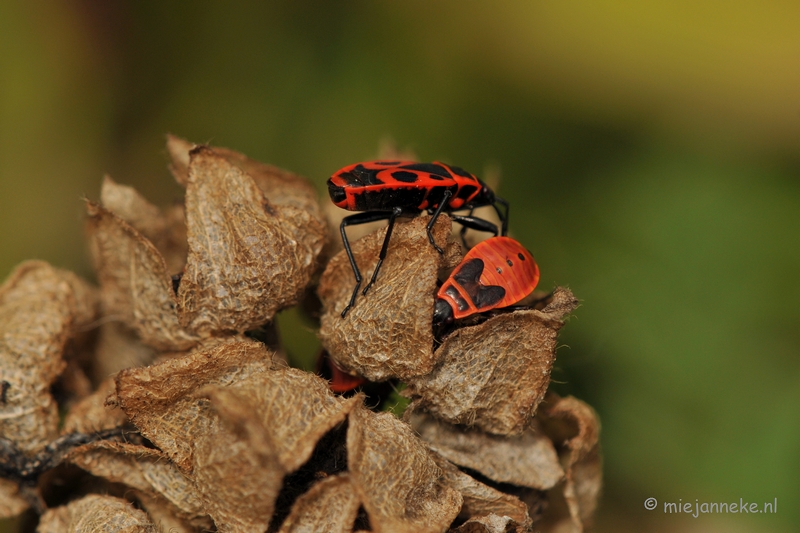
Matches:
[[1, 1, 798, 531]]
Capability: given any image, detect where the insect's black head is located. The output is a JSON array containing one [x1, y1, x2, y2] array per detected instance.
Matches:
[[471, 178, 496, 206], [432, 298, 454, 327]]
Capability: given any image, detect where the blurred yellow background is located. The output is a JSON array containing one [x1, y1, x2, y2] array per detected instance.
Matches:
[[1, 1, 798, 531]]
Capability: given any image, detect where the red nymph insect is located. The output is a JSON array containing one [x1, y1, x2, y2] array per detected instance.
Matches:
[[433, 236, 539, 326], [328, 160, 509, 316]]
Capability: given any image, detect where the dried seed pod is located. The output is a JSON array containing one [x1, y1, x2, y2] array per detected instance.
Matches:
[[197, 370, 360, 474], [537, 394, 602, 533], [405, 288, 579, 435], [318, 215, 461, 382], [100, 175, 188, 274], [62, 377, 127, 434], [189, 371, 358, 532], [176, 146, 326, 336], [114, 338, 276, 471], [0, 261, 98, 456], [114, 339, 361, 532], [86, 201, 200, 351], [410, 412, 563, 491], [433, 453, 531, 528], [276, 473, 361, 533], [37, 494, 157, 533], [66, 440, 206, 525], [347, 404, 463, 533]]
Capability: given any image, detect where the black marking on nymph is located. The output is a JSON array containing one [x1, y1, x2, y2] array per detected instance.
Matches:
[[453, 258, 506, 309], [445, 285, 469, 312]]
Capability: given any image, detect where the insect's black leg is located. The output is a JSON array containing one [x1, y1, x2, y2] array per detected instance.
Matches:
[[450, 214, 499, 241], [426, 189, 453, 254], [459, 207, 475, 248], [494, 196, 509, 236], [363, 206, 403, 296], [340, 211, 395, 317]]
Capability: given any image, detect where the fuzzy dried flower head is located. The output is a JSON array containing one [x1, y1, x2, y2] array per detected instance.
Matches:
[[0, 135, 603, 533]]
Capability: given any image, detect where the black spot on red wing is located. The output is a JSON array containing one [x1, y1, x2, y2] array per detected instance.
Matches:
[[518, 253, 525, 260], [347, 164, 384, 186], [445, 285, 470, 312], [447, 164, 475, 179], [506, 259, 513, 266], [399, 162, 451, 179], [496, 267, 502, 274], [391, 170, 419, 183], [456, 184, 478, 200], [374, 161, 401, 166], [473, 285, 506, 308]]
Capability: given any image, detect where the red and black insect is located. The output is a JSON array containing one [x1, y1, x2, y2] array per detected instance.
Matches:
[[433, 236, 539, 326], [328, 160, 509, 316]]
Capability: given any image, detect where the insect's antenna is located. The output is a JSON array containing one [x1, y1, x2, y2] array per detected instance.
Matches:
[[494, 196, 509, 236]]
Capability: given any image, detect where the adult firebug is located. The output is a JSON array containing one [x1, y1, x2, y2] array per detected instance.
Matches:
[[327, 160, 509, 316]]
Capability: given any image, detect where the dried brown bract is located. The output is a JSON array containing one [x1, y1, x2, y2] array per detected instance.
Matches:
[[113, 338, 276, 471], [37, 494, 157, 533], [405, 288, 579, 435], [318, 215, 461, 382], [176, 146, 326, 336], [66, 440, 207, 526], [537, 394, 602, 533], [410, 413, 564, 491], [113, 338, 366, 532], [0, 261, 98, 456], [100, 175, 188, 274], [276, 473, 361, 533], [86, 201, 200, 351], [347, 404, 463, 533], [434, 453, 531, 529]]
